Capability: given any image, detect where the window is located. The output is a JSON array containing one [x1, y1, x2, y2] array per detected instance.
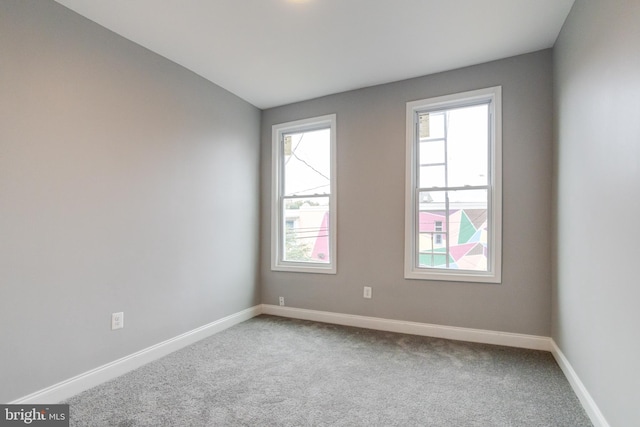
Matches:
[[434, 221, 443, 245], [405, 87, 502, 283], [271, 114, 337, 273]]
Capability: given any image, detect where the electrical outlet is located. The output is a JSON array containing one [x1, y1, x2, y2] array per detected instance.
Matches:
[[111, 312, 124, 330], [363, 287, 372, 299], [279, 297, 285, 306]]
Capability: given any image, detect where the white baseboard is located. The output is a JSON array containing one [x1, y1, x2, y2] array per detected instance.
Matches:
[[261, 304, 552, 351], [10, 305, 262, 404], [550, 340, 610, 427]]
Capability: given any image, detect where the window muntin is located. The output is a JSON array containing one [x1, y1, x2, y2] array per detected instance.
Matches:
[[405, 87, 501, 283], [272, 115, 336, 273]]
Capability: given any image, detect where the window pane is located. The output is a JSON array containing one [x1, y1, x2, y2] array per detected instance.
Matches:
[[419, 165, 446, 188], [284, 128, 330, 196], [419, 140, 445, 165], [283, 197, 330, 264], [419, 112, 445, 139], [418, 206, 449, 267], [418, 189, 489, 271], [446, 104, 489, 187]]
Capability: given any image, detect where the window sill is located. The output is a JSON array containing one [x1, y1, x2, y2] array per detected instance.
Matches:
[[272, 263, 336, 275], [404, 268, 501, 284]]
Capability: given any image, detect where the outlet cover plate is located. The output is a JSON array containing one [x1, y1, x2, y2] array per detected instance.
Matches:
[[111, 312, 124, 330]]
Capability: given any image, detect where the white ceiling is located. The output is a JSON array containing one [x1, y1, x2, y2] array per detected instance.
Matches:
[[54, 0, 575, 109]]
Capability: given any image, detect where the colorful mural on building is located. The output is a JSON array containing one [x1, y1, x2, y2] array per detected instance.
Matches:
[[418, 209, 488, 271]]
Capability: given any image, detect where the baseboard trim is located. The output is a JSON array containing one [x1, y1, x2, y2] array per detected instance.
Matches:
[[261, 305, 552, 351], [11, 305, 262, 404], [550, 340, 610, 427]]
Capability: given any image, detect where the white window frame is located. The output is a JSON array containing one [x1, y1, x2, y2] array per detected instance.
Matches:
[[271, 114, 337, 274], [404, 87, 502, 283]]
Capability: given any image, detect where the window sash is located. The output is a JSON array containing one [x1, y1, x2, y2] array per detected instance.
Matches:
[[279, 194, 331, 264]]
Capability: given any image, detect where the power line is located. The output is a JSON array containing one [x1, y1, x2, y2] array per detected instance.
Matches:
[[284, 133, 305, 166], [290, 150, 330, 182]]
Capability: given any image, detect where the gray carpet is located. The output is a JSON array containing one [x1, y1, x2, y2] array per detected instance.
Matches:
[[66, 315, 592, 426]]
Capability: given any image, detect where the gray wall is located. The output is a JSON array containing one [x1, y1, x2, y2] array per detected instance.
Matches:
[[553, 0, 640, 425], [261, 50, 554, 337], [0, 0, 260, 402]]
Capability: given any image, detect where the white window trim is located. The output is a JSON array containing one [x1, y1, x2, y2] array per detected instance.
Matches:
[[404, 87, 502, 283], [271, 114, 337, 274]]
